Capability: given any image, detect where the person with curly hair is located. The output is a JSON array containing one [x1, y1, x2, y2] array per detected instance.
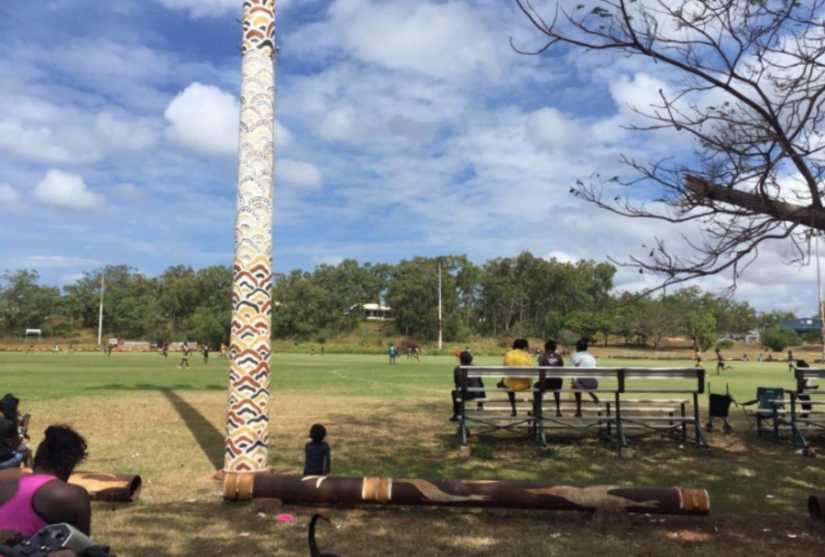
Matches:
[[0, 425, 91, 536]]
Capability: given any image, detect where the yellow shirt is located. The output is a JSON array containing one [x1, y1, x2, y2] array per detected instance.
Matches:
[[502, 349, 533, 391]]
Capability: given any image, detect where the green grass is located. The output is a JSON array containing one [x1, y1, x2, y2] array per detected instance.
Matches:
[[1, 351, 798, 401], [2, 352, 825, 556]]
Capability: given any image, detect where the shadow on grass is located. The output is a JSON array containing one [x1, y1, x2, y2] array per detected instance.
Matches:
[[159, 389, 225, 470], [87, 383, 225, 392], [86, 383, 225, 470]]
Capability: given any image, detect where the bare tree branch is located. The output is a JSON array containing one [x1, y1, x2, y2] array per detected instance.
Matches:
[[513, 0, 825, 292]]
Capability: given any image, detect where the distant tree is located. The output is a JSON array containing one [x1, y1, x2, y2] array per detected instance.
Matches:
[[516, 0, 825, 291], [762, 327, 802, 352], [0, 270, 59, 335], [631, 300, 679, 350]]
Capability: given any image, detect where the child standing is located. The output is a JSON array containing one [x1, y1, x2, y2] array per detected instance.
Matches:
[[303, 424, 331, 477]]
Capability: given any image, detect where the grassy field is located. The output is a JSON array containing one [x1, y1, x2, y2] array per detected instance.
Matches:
[[2, 351, 825, 556]]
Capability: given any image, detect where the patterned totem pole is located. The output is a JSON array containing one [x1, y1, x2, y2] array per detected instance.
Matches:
[[223, 0, 276, 500]]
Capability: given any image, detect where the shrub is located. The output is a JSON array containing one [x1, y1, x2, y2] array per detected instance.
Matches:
[[761, 327, 802, 352], [717, 338, 734, 349], [802, 331, 821, 344]]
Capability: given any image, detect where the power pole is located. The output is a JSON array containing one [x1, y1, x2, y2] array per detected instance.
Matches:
[[97, 273, 105, 348], [224, 0, 276, 499], [817, 233, 825, 362], [438, 258, 443, 350]]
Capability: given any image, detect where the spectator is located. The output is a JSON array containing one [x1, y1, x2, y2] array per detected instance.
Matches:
[[450, 350, 485, 422], [795, 359, 817, 419], [0, 395, 31, 470], [539, 340, 565, 417], [497, 339, 533, 417], [388, 343, 397, 365], [570, 339, 600, 417], [0, 425, 91, 536], [788, 350, 795, 373], [303, 424, 331, 477]]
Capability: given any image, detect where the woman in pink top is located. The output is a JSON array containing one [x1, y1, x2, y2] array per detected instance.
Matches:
[[0, 425, 91, 537]]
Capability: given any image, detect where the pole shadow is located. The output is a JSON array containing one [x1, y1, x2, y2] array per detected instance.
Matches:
[[158, 388, 225, 470]]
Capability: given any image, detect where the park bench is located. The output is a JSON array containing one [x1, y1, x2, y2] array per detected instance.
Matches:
[[455, 367, 545, 446], [612, 368, 708, 448], [792, 367, 825, 448], [455, 366, 708, 449]]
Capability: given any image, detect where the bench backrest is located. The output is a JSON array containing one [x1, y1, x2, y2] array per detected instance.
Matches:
[[796, 368, 825, 392], [623, 367, 705, 394], [458, 367, 704, 394]]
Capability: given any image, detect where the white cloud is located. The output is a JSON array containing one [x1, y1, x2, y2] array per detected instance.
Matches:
[[94, 112, 157, 152], [153, 0, 306, 19], [0, 111, 158, 165], [114, 183, 144, 199], [275, 159, 323, 189], [286, 0, 515, 81], [164, 83, 239, 155], [26, 256, 100, 268], [34, 170, 105, 211], [311, 255, 344, 267], [154, 0, 239, 19], [525, 108, 586, 154], [164, 82, 290, 156], [0, 184, 26, 212]]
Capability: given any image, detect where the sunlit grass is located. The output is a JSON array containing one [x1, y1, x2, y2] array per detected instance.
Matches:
[[1, 352, 824, 556]]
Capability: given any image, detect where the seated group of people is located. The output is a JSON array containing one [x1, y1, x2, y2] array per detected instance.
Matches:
[[0, 394, 92, 556], [450, 338, 600, 421]]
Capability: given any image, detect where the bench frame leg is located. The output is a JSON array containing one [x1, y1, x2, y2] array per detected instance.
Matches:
[[693, 393, 709, 448]]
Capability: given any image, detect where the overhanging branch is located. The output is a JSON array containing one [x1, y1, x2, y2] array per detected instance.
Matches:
[[684, 175, 825, 231]]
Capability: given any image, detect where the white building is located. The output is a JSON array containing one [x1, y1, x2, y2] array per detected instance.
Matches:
[[348, 303, 393, 321]]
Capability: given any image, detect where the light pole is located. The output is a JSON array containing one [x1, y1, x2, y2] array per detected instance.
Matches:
[[817, 233, 825, 362], [97, 273, 104, 349], [438, 258, 443, 350]]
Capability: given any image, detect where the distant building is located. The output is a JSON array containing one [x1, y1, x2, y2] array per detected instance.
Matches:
[[347, 303, 393, 321], [780, 318, 821, 336], [743, 330, 761, 344]]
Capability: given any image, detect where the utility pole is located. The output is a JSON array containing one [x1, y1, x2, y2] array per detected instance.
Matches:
[[97, 273, 105, 348], [438, 258, 443, 350], [817, 233, 825, 362]]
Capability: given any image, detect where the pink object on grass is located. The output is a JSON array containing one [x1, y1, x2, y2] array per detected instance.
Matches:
[[276, 514, 295, 522]]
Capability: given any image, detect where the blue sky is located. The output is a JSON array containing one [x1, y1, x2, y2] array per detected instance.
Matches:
[[0, 0, 820, 314]]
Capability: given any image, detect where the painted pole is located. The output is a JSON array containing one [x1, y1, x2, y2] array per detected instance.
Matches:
[[224, 0, 277, 500], [253, 475, 710, 517], [97, 274, 104, 349], [438, 259, 443, 349]]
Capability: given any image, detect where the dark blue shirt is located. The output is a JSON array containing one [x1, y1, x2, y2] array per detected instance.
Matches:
[[303, 441, 331, 476]]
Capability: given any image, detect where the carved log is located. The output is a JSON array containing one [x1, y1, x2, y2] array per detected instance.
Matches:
[[253, 475, 709, 516], [0, 468, 141, 502]]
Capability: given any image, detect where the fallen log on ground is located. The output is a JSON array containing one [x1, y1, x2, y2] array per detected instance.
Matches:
[[252, 474, 709, 516]]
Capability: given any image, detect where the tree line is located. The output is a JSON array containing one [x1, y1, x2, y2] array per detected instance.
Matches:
[[0, 252, 801, 349]]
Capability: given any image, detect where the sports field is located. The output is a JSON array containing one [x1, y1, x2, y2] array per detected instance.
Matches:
[[2, 351, 825, 556]]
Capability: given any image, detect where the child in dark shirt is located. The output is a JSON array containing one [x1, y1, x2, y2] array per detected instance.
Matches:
[[303, 424, 331, 476]]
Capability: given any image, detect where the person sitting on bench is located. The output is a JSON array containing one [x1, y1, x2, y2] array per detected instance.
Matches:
[[497, 338, 533, 417], [796, 359, 818, 419], [450, 350, 485, 422], [0, 395, 31, 470], [570, 339, 600, 417], [0, 425, 91, 536], [539, 340, 564, 417]]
